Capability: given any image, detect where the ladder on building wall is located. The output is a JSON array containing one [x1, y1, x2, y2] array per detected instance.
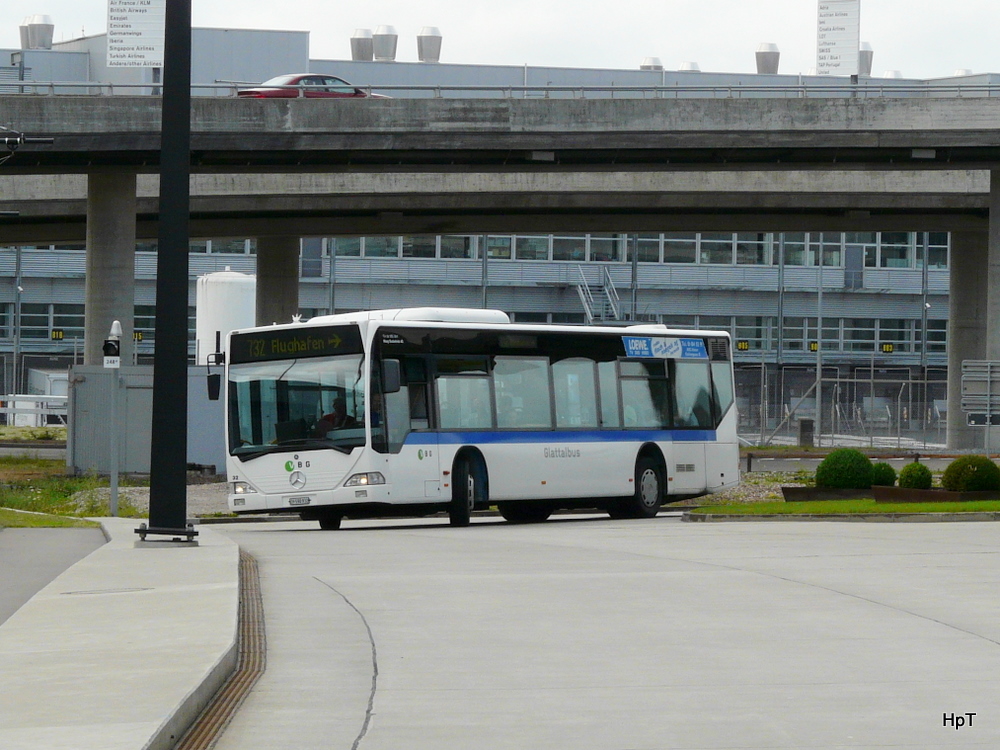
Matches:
[[576, 266, 622, 324]]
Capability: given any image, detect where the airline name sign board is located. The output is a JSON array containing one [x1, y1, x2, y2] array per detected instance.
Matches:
[[816, 0, 860, 76], [107, 0, 165, 67]]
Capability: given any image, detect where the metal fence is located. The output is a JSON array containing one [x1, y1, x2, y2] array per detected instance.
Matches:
[[736, 365, 948, 450]]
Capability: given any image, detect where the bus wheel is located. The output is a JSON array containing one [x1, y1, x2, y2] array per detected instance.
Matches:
[[451, 455, 485, 527], [318, 512, 343, 530], [628, 456, 664, 518], [498, 501, 551, 523]]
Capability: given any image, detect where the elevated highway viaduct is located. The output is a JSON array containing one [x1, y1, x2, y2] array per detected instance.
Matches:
[[2, 95, 1000, 448]]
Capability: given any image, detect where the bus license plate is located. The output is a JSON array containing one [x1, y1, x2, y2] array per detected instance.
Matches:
[[288, 496, 312, 506]]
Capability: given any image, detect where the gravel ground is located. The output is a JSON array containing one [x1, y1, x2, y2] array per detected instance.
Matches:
[[686, 471, 807, 505], [73, 482, 231, 517]]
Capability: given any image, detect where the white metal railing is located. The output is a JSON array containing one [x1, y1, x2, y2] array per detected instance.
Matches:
[[3, 81, 1000, 99], [602, 266, 621, 321], [576, 266, 597, 324], [0, 394, 68, 427]]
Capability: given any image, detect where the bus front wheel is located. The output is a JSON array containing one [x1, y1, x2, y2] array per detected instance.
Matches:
[[318, 512, 343, 530], [451, 455, 486, 527], [626, 456, 664, 519]]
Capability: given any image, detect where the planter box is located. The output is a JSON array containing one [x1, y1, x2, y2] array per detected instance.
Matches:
[[781, 487, 871, 502], [872, 486, 1000, 504]]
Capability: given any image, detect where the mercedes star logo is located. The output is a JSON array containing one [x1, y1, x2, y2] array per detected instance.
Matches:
[[289, 471, 307, 489]]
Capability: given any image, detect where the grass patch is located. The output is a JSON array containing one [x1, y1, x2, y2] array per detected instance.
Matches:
[[0, 425, 67, 442], [0, 508, 100, 528], [1, 458, 146, 523], [692, 499, 1000, 515]]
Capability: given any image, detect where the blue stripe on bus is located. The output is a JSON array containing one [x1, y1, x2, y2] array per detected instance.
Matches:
[[403, 429, 717, 446]]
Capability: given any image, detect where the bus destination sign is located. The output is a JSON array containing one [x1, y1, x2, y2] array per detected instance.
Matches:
[[622, 336, 708, 360], [230, 325, 362, 363]]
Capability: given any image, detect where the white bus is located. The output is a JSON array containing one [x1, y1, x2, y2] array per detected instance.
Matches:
[[225, 307, 739, 528]]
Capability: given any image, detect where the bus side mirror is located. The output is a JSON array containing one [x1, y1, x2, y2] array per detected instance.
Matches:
[[382, 359, 401, 394], [207, 373, 222, 401]]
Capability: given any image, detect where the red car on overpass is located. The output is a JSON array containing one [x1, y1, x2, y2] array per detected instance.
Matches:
[[237, 74, 386, 98]]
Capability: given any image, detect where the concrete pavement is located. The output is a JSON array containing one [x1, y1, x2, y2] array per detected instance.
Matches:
[[0, 518, 239, 750], [3, 514, 1000, 748], [0, 527, 105, 626]]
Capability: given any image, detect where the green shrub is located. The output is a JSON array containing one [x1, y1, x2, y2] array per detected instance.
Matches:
[[941, 456, 1000, 492], [815, 448, 873, 489], [898, 462, 932, 490], [870, 462, 897, 487]]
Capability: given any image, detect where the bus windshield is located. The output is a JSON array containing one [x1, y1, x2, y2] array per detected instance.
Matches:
[[228, 354, 366, 459]]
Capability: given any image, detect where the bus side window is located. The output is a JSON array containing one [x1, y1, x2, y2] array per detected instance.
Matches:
[[672, 361, 713, 428], [553, 358, 598, 428], [598, 360, 620, 428], [710, 361, 735, 426], [493, 357, 552, 429]]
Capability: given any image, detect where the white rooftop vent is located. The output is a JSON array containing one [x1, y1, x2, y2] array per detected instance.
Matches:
[[755, 43, 779, 75], [26, 14, 54, 50], [19, 17, 31, 49], [859, 42, 873, 76], [351, 29, 373, 61], [373, 25, 398, 62], [882, 69, 902, 79], [679, 61, 700, 72], [417, 26, 442, 63], [640, 57, 663, 71], [954, 68, 973, 76]]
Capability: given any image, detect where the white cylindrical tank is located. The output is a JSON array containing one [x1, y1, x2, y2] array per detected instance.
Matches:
[[195, 269, 256, 365], [373, 25, 398, 61]]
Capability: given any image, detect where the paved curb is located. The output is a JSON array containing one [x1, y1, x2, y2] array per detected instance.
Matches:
[[684, 512, 1000, 522], [0, 517, 241, 750]]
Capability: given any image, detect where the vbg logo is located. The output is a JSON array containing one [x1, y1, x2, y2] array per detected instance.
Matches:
[[417, 449, 433, 460]]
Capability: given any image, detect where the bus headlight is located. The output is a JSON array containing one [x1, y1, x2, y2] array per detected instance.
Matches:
[[344, 472, 386, 487], [232, 481, 258, 495]]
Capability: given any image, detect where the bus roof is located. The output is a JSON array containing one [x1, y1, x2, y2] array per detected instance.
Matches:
[[230, 308, 730, 341]]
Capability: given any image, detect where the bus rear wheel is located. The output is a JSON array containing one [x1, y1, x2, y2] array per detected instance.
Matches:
[[624, 456, 664, 519], [451, 455, 486, 527], [498, 501, 552, 524]]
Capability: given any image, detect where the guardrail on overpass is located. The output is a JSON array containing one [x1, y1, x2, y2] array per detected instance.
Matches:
[[4, 81, 1000, 99]]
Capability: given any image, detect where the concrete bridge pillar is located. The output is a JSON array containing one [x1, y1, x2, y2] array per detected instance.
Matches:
[[947, 231, 988, 450], [84, 173, 136, 365], [255, 236, 300, 326]]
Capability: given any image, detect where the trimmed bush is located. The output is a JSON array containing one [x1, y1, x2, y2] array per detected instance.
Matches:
[[941, 456, 1000, 492], [815, 448, 873, 489], [898, 462, 932, 490], [870, 462, 897, 487]]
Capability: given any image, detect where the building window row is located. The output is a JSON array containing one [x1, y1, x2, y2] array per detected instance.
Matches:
[[329, 231, 950, 268], [2, 231, 951, 269]]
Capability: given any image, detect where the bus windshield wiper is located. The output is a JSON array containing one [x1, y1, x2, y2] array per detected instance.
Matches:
[[234, 447, 278, 461]]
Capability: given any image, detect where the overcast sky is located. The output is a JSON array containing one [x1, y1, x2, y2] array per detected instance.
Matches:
[[4, 0, 997, 79]]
